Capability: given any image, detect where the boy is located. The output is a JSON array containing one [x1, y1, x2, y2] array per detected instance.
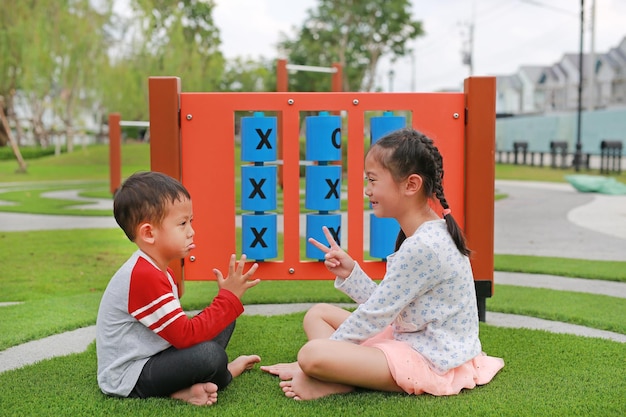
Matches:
[[96, 171, 260, 406]]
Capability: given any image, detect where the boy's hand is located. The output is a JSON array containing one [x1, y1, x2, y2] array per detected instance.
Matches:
[[213, 254, 260, 299], [308, 226, 355, 279]]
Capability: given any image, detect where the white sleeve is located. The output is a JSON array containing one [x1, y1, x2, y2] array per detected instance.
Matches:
[[333, 262, 378, 304]]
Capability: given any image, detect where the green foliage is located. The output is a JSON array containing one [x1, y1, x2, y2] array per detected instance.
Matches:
[[2, 0, 274, 147], [101, 0, 227, 120], [221, 57, 275, 92], [0, 0, 113, 147], [279, 0, 423, 91]]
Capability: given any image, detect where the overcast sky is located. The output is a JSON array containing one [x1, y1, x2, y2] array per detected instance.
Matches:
[[213, 0, 626, 92]]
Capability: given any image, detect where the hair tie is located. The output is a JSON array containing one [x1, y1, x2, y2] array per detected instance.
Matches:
[[442, 208, 451, 217]]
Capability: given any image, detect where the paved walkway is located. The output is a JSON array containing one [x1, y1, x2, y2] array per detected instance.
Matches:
[[494, 180, 626, 261], [1, 180, 625, 374]]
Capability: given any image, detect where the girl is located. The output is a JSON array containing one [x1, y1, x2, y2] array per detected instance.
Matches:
[[261, 128, 504, 400]]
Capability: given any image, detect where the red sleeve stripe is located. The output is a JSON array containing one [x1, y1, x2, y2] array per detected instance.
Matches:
[[152, 311, 187, 334], [133, 297, 181, 327], [131, 293, 174, 317]]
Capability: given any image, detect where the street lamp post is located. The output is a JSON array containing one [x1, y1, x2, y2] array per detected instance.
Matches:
[[574, 0, 584, 171]]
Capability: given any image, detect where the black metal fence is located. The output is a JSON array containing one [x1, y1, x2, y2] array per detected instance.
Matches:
[[600, 140, 622, 174], [497, 139, 624, 172]]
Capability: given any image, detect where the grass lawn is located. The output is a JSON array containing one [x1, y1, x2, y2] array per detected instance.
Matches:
[[1, 319, 624, 417], [1, 144, 625, 416], [1, 226, 625, 350]]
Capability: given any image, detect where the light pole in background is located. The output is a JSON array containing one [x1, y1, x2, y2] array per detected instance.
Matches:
[[574, 0, 584, 171]]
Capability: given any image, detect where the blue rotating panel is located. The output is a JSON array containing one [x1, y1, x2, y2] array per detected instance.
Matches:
[[370, 112, 406, 144], [369, 112, 405, 258], [306, 213, 342, 260], [369, 213, 400, 259], [242, 213, 277, 260], [305, 112, 342, 162], [241, 112, 277, 162], [305, 165, 342, 211], [241, 165, 277, 212]]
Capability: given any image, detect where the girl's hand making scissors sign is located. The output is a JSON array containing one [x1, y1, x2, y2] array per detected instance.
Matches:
[[307, 226, 356, 279]]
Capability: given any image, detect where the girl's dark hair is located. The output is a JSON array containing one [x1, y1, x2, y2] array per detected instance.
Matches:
[[113, 171, 191, 242], [368, 128, 470, 256]]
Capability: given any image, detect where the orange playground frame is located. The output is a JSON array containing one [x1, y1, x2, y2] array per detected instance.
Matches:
[[147, 76, 496, 319]]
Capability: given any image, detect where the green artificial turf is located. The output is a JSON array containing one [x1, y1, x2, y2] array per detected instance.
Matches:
[[494, 254, 626, 282], [0, 315, 624, 416]]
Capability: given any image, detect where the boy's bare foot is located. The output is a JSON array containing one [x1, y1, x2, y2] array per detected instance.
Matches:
[[260, 362, 300, 379], [228, 354, 261, 378], [278, 367, 354, 400], [171, 382, 218, 406]]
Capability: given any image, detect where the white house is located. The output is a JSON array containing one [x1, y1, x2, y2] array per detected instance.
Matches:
[[496, 36, 626, 115]]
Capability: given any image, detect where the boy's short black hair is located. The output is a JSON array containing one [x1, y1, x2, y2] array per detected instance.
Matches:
[[113, 171, 191, 241]]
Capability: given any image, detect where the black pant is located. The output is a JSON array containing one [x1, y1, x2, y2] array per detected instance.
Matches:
[[129, 321, 235, 398]]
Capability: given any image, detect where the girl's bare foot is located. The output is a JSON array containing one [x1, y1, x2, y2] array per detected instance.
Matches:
[[260, 362, 300, 379], [278, 367, 354, 400], [171, 382, 218, 406], [228, 354, 261, 378]]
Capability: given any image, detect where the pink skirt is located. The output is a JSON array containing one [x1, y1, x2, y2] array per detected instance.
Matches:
[[362, 327, 504, 396]]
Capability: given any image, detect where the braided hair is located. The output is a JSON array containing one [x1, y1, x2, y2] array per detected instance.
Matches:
[[367, 128, 470, 256]]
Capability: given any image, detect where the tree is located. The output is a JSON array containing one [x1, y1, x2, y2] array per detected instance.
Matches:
[[0, 0, 114, 152], [220, 57, 275, 92], [50, 1, 113, 152], [99, 0, 226, 121], [278, 0, 423, 92], [0, 97, 27, 172]]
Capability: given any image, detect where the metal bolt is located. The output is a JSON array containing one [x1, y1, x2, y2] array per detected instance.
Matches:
[[186, 114, 193, 120], [189, 256, 196, 262], [288, 268, 295, 274], [453, 113, 459, 119], [287, 99, 295, 105], [352, 99, 359, 105]]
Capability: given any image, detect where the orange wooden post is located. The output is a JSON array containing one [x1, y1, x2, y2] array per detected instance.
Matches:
[[148, 77, 182, 179], [148, 76, 185, 295], [464, 76, 496, 321], [331, 63, 342, 92], [108, 113, 121, 195], [276, 59, 288, 92], [276, 59, 288, 188]]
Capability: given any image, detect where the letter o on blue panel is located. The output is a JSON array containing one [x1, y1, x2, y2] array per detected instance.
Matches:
[[242, 213, 277, 260], [241, 165, 277, 211], [370, 112, 406, 144], [369, 213, 400, 259], [305, 165, 342, 211], [305, 112, 342, 162], [241, 112, 277, 162], [306, 213, 342, 260]]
